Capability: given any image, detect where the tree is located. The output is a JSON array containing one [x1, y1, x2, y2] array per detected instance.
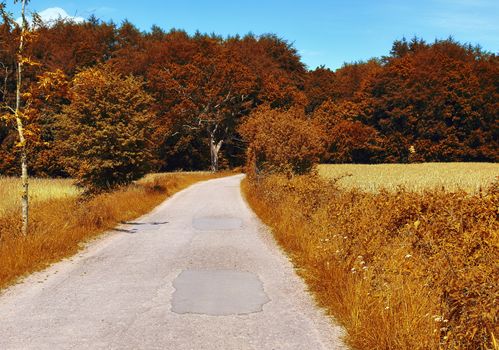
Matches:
[[30, 18, 116, 75], [26, 69, 70, 176], [0, 0, 35, 234], [359, 39, 498, 162], [145, 33, 307, 172], [313, 100, 383, 163], [148, 34, 257, 172], [239, 105, 325, 176], [327, 120, 383, 163], [56, 65, 156, 193], [332, 59, 381, 101], [304, 66, 336, 112]]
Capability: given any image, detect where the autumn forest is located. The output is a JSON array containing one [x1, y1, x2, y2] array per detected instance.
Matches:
[[0, 15, 497, 183]]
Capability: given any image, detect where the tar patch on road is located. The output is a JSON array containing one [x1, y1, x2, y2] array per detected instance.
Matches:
[[192, 216, 243, 231], [171, 269, 270, 315]]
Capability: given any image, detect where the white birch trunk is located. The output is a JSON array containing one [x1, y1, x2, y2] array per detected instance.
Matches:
[[210, 135, 223, 172], [15, 0, 29, 235]]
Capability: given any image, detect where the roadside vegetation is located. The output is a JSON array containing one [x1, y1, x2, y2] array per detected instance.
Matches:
[[242, 174, 498, 350], [0, 177, 79, 216], [0, 172, 228, 290]]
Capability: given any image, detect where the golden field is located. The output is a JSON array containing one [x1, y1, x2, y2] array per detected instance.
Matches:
[[0, 177, 81, 216], [318, 162, 499, 193]]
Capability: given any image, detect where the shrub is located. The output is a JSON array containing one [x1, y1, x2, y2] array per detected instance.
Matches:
[[57, 65, 155, 193], [239, 105, 325, 176], [327, 120, 383, 163]]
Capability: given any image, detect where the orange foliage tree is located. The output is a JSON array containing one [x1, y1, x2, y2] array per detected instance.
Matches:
[[144, 33, 306, 171], [56, 65, 156, 193], [151, 35, 257, 171], [304, 65, 337, 112], [359, 38, 498, 162], [24, 69, 70, 176], [327, 120, 383, 163], [239, 105, 325, 176]]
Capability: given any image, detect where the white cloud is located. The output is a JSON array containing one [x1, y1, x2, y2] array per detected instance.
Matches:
[[17, 7, 85, 26]]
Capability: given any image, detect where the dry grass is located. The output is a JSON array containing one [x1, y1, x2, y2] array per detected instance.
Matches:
[[0, 177, 81, 216], [243, 173, 498, 350], [318, 163, 499, 193], [0, 172, 230, 290]]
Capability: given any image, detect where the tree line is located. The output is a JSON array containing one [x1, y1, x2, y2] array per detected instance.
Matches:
[[1, 13, 497, 183]]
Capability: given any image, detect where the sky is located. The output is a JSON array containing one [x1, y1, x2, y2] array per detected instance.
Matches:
[[5, 0, 499, 70]]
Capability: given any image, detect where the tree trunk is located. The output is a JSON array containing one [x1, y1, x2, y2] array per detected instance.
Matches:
[[16, 69, 29, 235], [14, 104, 29, 235], [16, 0, 28, 235], [210, 135, 223, 172], [20, 147, 28, 235]]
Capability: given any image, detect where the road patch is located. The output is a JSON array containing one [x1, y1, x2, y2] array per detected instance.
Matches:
[[172, 269, 269, 315]]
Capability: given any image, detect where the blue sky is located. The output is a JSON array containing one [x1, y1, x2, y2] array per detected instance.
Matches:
[[5, 0, 499, 70]]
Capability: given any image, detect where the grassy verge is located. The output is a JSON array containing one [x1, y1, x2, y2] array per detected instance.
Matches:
[[242, 174, 498, 349], [0, 172, 230, 290]]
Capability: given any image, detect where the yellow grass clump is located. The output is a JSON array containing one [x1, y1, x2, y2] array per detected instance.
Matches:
[[243, 173, 498, 350], [318, 163, 499, 193], [0, 172, 229, 290]]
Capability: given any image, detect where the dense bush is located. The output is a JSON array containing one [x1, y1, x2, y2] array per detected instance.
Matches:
[[239, 105, 325, 176], [56, 65, 155, 193], [312, 100, 384, 163], [327, 120, 384, 163]]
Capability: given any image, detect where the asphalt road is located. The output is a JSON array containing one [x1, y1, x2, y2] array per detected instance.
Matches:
[[0, 175, 346, 350]]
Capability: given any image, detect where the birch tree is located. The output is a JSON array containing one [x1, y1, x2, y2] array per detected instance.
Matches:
[[0, 0, 33, 234]]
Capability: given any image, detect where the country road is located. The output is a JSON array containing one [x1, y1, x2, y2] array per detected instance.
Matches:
[[0, 175, 346, 350]]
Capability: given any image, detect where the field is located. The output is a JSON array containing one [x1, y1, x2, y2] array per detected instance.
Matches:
[[243, 164, 498, 349], [0, 177, 81, 216], [318, 162, 499, 193]]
